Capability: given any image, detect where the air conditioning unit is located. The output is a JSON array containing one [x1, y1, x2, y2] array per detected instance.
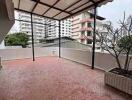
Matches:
[[0, 0, 15, 43]]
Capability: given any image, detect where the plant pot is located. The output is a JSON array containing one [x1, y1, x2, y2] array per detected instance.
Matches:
[[105, 70, 132, 95]]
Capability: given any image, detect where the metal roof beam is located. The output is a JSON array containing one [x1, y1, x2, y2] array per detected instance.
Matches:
[[42, 0, 60, 16], [62, 0, 109, 20], [89, 0, 96, 4], [15, 8, 59, 21], [69, 1, 91, 13], [52, 0, 84, 18], [31, 0, 72, 15], [31, 0, 40, 13], [18, 0, 20, 9]]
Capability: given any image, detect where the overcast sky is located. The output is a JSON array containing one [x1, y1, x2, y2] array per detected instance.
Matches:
[[98, 0, 132, 28]]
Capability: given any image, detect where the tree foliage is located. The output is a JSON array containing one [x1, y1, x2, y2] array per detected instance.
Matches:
[[5, 32, 29, 48]]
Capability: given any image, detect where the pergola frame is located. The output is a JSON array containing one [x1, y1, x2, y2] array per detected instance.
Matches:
[[13, 0, 113, 69], [31, 14, 35, 61], [14, 11, 60, 62]]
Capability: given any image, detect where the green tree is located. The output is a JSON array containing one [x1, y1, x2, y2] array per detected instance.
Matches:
[[5, 32, 29, 48]]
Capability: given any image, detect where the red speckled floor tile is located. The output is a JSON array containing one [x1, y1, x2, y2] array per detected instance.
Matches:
[[0, 57, 131, 100]]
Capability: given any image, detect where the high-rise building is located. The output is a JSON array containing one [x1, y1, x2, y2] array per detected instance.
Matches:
[[44, 18, 71, 38], [17, 11, 106, 47], [19, 12, 45, 43], [71, 11, 106, 46], [18, 12, 72, 43], [44, 19, 58, 38], [60, 19, 72, 37]]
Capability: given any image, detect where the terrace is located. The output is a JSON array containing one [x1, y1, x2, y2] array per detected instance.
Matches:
[[0, 57, 131, 100], [0, 0, 132, 100]]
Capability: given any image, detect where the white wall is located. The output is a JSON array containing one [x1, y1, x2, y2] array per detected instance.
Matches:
[[0, 47, 58, 60], [61, 48, 132, 71], [61, 48, 92, 66], [0, 47, 132, 71], [0, 41, 5, 49]]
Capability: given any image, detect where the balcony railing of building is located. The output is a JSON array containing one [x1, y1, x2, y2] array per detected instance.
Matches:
[[79, 27, 93, 31], [79, 18, 94, 23]]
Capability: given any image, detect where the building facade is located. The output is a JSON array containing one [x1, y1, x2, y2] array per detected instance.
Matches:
[[45, 18, 71, 38], [18, 12, 71, 43], [71, 11, 106, 47], [15, 11, 106, 46], [19, 12, 45, 43]]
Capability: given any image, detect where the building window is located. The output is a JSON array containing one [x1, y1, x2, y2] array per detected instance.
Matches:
[[81, 31, 85, 35], [87, 40, 92, 44], [87, 31, 91, 36], [87, 23, 91, 27], [81, 39, 85, 43], [82, 23, 85, 28]]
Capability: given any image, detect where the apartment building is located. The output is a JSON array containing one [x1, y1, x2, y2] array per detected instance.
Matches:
[[44, 19, 58, 38], [71, 11, 106, 46], [19, 12, 45, 43], [45, 18, 71, 38], [18, 12, 71, 43], [60, 19, 72, 37], [17, 11, 106, 46]]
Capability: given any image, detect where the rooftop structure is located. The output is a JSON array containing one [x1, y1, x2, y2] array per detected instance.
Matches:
[[12, 0, 113, 20], [2, 1, 132, 100], [0, 0, 114, 68]]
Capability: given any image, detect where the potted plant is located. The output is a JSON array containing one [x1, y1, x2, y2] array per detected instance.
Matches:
[[96, 14, 132, 95]]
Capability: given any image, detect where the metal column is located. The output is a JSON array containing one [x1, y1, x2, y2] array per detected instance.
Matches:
[[31, 14, 35, 61], [44, 20, 47, 38], [92, 5, 97, 69], [59, 20, 61, 58], [45, 25, 47, 38]]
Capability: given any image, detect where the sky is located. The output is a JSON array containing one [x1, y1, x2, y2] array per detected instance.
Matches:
[[98, 0, 132, 28]]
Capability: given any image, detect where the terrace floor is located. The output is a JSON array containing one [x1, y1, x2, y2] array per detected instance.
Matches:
[[0, 57, 131, 100]]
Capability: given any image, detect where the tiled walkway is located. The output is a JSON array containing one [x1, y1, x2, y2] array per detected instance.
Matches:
[[0, 57, 131, 100]]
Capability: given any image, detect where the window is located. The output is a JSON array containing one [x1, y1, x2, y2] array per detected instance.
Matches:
[[81, 31, 85, 35], [82, 23, 85, 28], [87, 31, 91, 36], [87, 23, 91, 27], [81, 39, 85, 43], [87, 40, 92, 44]]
